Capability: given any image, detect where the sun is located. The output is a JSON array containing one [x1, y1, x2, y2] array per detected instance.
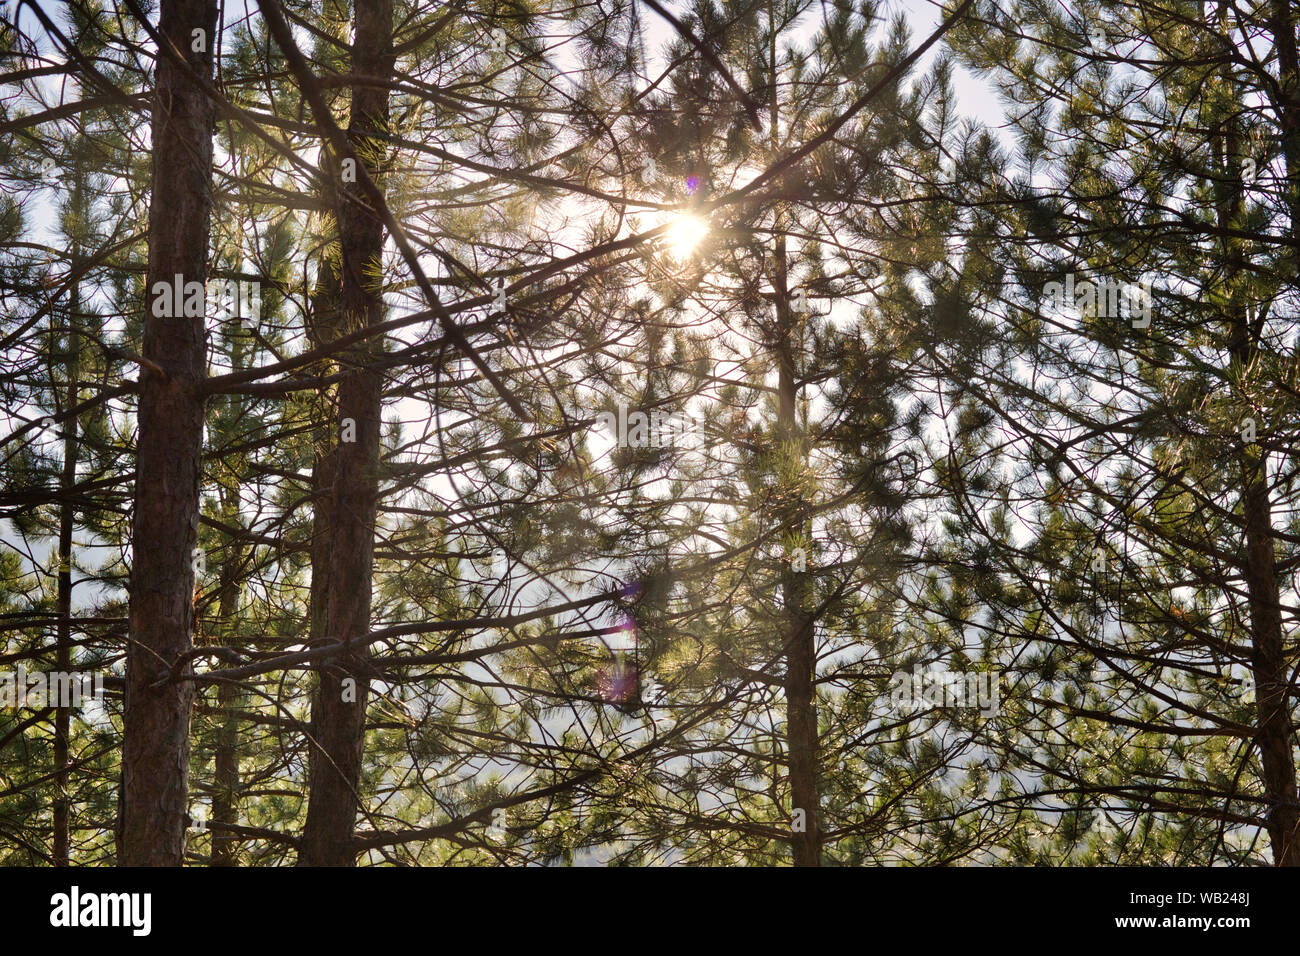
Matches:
[[662, 212, 709, 260]]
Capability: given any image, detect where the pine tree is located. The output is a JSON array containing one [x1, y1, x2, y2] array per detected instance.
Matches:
[[119, 0, 219, 866], [938, 0, 1300, 863]]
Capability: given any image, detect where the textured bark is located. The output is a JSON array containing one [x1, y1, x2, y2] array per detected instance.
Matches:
[[297, 0, 393, 866], [306, 253, 342, 664], [119, 0, 217, 867], [297, 253, 341, 861]]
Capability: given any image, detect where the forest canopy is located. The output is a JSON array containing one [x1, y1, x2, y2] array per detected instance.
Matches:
[[0, 0, 1298, 867]]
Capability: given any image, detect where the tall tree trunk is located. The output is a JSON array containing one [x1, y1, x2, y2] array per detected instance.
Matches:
[[298, 0, 393, 866], [774, 232, 820, 866], [209, 478, 244, 866], [1262, 0, 1300, 866], [767, 4, 819, 864], [1232, 262, 1299, 867], [298, 252, 341, 860], [1269, 0, 1300, 236], [1223, 7, 1300, 862], [53, 268, 80, 867], [1238, 462, 1299, 865], [119, 0, 218, 867], [306, 252, 341, 688], [209, 658, 239, 864]]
